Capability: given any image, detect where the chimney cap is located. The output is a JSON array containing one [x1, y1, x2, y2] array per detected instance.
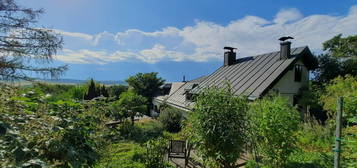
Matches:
[[224, 46, 237, 52], [278, 36, 294, 42]]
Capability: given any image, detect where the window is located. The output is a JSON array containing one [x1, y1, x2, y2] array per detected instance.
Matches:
[[294, 65, 303, 82]]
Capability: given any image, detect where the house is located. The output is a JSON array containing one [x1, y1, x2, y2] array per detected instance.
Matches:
[[152, 40, 318, 116]]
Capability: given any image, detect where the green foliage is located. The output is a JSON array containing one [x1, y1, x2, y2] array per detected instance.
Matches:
[[114, 90, 147, 125], [190, 86, 249, 168], [323, 34, 357, 59], [296, 122, 333, 153], [0, 86, 111, 167], [342, 125, 357, 167], [158, 106, 183, 133], [101, 85, 109, 97], [107, 85, 128, 99], [83, 79, 111, 100], [118, 119, 165, 143], [286, 151, 333, 168], [126, 72, 165, 99], [320, 75, 357, 125], [95, 142, 146, 168], [84, 79, 97, 100], [126, 72, 165, 115], [314, 34, 357, 84], [299, 84, 327, 123], [313, 54, 344, 84], [69, 85, 87, 100], [287, 120, 334, 168], [249, 95, 300, 168], [143, 137, 169, 168]]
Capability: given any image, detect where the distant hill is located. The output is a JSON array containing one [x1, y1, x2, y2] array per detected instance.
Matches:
[[38, 78, 126, 85], [0, 78, 126, 85]]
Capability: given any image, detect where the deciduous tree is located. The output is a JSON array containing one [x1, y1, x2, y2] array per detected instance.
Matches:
[[314, 34, 357, 84], [126, 72, 165, 114], [115, 90, 147, 125]]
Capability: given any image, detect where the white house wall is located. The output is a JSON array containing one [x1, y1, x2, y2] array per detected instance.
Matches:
[[271, 59, 309, 104]]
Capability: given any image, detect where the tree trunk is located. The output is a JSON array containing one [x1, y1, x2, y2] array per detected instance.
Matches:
[[131, 115, 135, 126]]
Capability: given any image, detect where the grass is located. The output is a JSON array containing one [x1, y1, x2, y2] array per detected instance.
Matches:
[[94, 141, 145, 168], [95, 119, 169, 167]]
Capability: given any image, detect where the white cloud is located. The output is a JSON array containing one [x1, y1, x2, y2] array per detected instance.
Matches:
[[54, 29, 93, 41], [55, 5, 357, 64], [274, 8, 303, 24]]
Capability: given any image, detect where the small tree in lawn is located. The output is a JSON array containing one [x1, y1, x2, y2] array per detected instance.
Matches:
[[190, 86, 249, 168], [248, 95, 299, 167], [115, 90, 147, 125]]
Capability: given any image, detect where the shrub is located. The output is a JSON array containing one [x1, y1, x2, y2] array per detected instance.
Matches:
[[143, 138, 170, 168], [158, 106, 183, 132], [190, 86, 249, 168], [320, 75, 357, 125], [342, 125, 357, 167], [0, 86, 109, 167], [249, 95, 300, 168]]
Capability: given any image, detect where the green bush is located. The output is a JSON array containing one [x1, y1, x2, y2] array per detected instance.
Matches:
[[158, 106, 183, 132], [0, 86, 110, 167], [143, 138, 170, 168], [118, 119, 165, 143], [342, 125, 357, 167], [191, 86, 249, 167], [248, 95, 300, 168], [320, 75, 357, 125], [296, 122, 333, 153]]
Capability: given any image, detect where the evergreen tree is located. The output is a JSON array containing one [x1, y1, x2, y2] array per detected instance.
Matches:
[[95, 84, 101, 97], [84, 79, 96, 100], [101, 85, 109, 97]]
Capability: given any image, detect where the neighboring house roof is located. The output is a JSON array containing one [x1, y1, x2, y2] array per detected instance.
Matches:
[[191, 46, 317, 100], [154, 76, 206, 111]]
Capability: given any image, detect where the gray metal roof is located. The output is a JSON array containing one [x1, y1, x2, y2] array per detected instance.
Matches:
[[154, 76, 207, 111], [154, 46, 317, 110], [190, 46, 316, 100]]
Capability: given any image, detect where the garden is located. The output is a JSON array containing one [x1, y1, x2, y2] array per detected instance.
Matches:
[[0, 0, 356, 167]]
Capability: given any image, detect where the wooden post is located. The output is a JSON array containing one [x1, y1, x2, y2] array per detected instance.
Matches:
[[334, 97, 343, 168]]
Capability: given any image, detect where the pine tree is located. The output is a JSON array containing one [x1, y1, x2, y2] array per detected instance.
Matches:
[[101, 85, 109, 97], [84, 79, 96, 100]]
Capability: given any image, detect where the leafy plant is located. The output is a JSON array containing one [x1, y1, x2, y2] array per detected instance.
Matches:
[[95, 142, 146, 168], [114, 90, 147, 125], [158, 106, 183, 133], [143, 138, 169, 168], [248, 95, 300, 168], [126, 72, 165, 115], [320, 75, 357, 125], [190, 86, 249, 168]]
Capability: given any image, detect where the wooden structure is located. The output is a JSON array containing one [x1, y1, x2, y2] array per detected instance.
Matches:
[[168, 140, 191, 167]]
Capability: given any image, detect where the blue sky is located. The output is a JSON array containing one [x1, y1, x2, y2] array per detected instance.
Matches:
[[19, 0, 357, 81]]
